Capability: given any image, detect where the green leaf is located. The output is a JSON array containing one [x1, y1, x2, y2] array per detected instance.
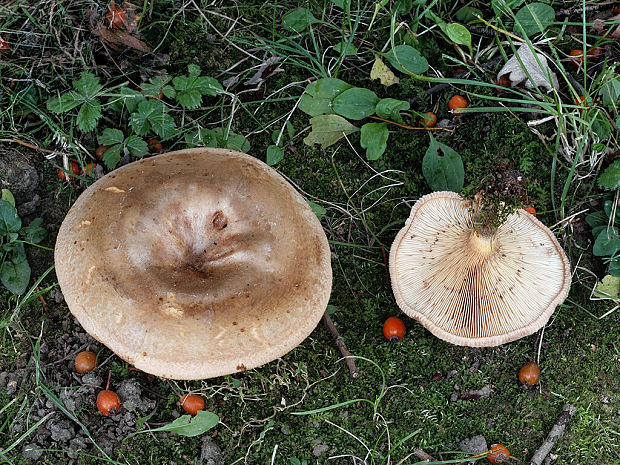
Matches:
[[1, 189, 15, 207], [298, 78, 352, 117], [130, 100, 175, 137], [139, 410, 219, 437], [375, 98, 410, 124], [20, 218, 46, 244], [492, 0, 524, 17], [593, 274, 620, 298], [223, 133, 250, 152], [445, 23, 471, 49], [333, 41, 358, 56], [592, 111, 612, 140], [185, 128, 218, 148], [109, 87, 144, 113], [76, 100, 102, 132], [125, 136, 148, 158], [173, 68, 222, 109], [102, 144, 123, 170], [422, 134, 464, 191], [455, 6, 483, 22], [360, 123, 389, 160], [598, 160, 620, 190], [5, 241, 26, 264], [332, 87, 379, 120], [46, 91, 84, 113], [326, 304, 338, 315], [282, 7, 319, 33], [593, 227, 620, 257], [0, 259, 30, 295], [599, 77, 620, 109], [586, 210, 607, 229], [266, 145, 285, 166], [308, 201, 326, 220], [394, 0, 413, 15], [73, 72, 102, 100], [383, 45, 429, 75], [514, 3, 555, 37], [141, 76, 172, 99], [303, 115, 358, 148], [0, 199, 21, 235], [99, 128, 125, 146], [610, 259, 620, 278]]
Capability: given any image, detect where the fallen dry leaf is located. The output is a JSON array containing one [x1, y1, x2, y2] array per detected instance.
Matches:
[[497, 44, 559, 92], [85, 3, 151, 53], [370, 55, 399, 87]]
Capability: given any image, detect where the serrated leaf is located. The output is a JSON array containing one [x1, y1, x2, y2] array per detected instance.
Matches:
[[109, 87, 144, 113], [375, 98, 409, 124], [383, 45, 429, 75], [593, 274, 620, 298], [0, 259, 30, 295], [173, 71, 222, 109], [332, 87, 379, 120], [514, 3, 555, 37], [282, 7, 319, 33], [308, 201, 326, 220], [0, 200, 21, 235], [598, 160, 620, 190], [141, 76, 172, 99], [360, 123, 389, 160], [370, 56, 399, 87], [76, 100, 102, 132], [445, 23, 471, 49], [99, 128, 125, 146], [46, 91, 84, 113], [422, 134, 464, 191], [266, 145, 285, 166], [130, 100, 175, 137], [593, 227, 620, 257], [73, 72, 102, 100], [125, 136, 148, 158], [20, 218, 46, 244], [140, 410, 219, 437], [303, 115, 358, 148], [1, 189, 15, 207], [102, 144, 123, 170]]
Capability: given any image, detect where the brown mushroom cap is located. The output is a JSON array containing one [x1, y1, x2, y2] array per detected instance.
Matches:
[[389, 191, 571, 347], [55, 148, 332, 379]]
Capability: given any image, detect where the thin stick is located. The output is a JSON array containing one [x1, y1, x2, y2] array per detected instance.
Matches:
[[322, 311, 360, 379], [413, 448, 435, 461], [368, 115, 454, 133], [530, 404, 577, 465], [0, 138, 56, 154]]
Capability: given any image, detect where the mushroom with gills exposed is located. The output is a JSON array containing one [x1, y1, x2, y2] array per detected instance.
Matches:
[[54, 148, 332, 380], [389, 192, 571, 347]]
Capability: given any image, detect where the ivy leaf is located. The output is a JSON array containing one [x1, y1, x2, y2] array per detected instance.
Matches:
[[0, 259, 30, 295], [422, 134, 464, 191], [125, 136, 148, 158], [375, 98, 409, 124], [0, 199, 22, 235], [136, 410, 219, 437], [266, 145, 285, 166], [102, 144, 123, 170], [76, 100, 102, 132], [360, 123, 389, 160], [383, 45, 429, 74], [20, 218, 46, 244], [598, 160, 620, 190], [282, 7, 319, 33], [303, 115, 358, 148], [332, 87, 379, 120]]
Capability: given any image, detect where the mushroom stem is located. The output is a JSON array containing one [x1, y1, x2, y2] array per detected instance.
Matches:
[[322, 312, 360, 379]]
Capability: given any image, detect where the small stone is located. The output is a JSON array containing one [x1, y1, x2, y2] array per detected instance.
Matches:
[[460, 435, 488, 458], [312, 443, 329, 457], [6, 379, 18, 395], [117, 379, 145, 411], [200, 437, 222, 465], [0, 372, 8, 389], [48, 418, 75, 443], [82, 372, 103, 387], [22, 443, 44, 461]]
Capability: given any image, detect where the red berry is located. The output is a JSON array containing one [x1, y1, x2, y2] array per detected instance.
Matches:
[[97, 390, 121, 416], [180, 393, 205, 415], [518, 361, 540, 386], [0, 36, 9, 53], [58, 161, 80, 181], [421, 112, 437, 128], [75, 351, 98, 373], [568, 49, 584, 69], [383, 316, 405, 342], [448, 95, 469, 115], [488, 444, 510, 464], [524, 205, 536, 216]]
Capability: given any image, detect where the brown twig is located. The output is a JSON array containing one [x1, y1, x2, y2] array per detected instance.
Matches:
[[368, 115, 454, 133], [0, 138, 56, 154], [530, 404, 577, 465], [322, 311, 360, 379], [413, 448, 436, 461], [32, 279, 49, 312]]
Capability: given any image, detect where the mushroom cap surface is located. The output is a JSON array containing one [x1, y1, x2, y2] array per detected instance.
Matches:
[[389, 191, 571, 347], [55, 148, 332, 379]]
